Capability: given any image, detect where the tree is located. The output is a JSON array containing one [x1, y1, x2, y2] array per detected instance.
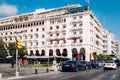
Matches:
[[98, 54, 112, 60], [7, 42, 28, 59], [0, 38, 7, 57], [18, 46, 28, 58], [7, 42, 16, 57]]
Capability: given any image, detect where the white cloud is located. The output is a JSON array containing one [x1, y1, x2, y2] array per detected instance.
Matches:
[[0, 3, 18, 16]]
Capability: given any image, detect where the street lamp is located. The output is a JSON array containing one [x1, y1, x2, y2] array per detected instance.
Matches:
[[15, 49, 19, 76]]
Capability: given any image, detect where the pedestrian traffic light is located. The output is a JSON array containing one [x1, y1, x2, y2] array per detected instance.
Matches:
[[16, 39, 22, 49]]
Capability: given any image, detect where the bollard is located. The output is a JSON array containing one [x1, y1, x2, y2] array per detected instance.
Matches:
[[0, 73, 2, 78], [35, 69, 38, 74], [46, 68, 49, 73]]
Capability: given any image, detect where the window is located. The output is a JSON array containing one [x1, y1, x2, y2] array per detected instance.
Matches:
[[79, 16, 82, 19], [73, 17, 76, 19], [50, 34, 53, 37], [79, 39, 83, 43], [57, 41, 59, 44], [36, 28, 39, 31], [73, 39, 76, 43], [96, 41, 99, 45], [79, 23, 82, 26], [42, 41, 44, 45], [56, 33, 59, 36], [73, 31, 76, 35], [31, 29, 33, 32], [63, 25, 66, 28], [36, 34, 39, 38], [42, 28, 45, 31], [79, 31, 83, 34], [63, 19, 66, 23], [50, 27, 53, 30], [73, 24, 76, 27], [56, 26, 59, 29], [42, 34, 44, 38], [10, 37, 12, 40], [36, 42, 38, 46], [63, 32, 66, 36], [63, 40, 66, 43], [50, 41, 53, 44], [10, 32, 12, 34], [31, 36, 33, 39]]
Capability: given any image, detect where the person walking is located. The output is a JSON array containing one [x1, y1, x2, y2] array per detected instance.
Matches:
[[18, 58, 23, 72], [10, 59, 15, 68]]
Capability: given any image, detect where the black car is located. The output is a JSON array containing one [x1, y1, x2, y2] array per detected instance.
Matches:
[[62, 60, 85, 72], [91, 60, 99, 69], [80, 61, 92, 69]]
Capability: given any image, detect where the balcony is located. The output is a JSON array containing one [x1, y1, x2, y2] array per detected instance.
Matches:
[[71, 43, 77, 46]]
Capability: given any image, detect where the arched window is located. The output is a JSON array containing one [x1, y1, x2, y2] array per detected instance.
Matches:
[[41, 50, 45, 56], [35, 50, 40, 56], [49, 49, 53, 56], [56, 49, 61, 56], [29, 50, 34, 56], [72, 48, 78, 60], [62, 49, 67, 57]]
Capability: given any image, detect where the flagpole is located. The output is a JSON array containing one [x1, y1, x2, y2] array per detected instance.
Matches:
[[85, 0, 90, 6]]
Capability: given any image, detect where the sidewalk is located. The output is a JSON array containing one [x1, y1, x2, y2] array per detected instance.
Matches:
[[0, 64, 59, 80]]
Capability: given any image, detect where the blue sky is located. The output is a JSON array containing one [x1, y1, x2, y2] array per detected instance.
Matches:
[[0, 0, 120, 40]]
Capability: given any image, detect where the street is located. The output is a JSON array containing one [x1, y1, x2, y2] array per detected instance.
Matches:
[[9, 67, 120, 80]]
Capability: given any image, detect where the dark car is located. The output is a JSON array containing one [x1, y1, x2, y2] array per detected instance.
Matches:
[[91, 60, 99, 69], [80, 61, 92, 69], [62, 60, 85, 72]]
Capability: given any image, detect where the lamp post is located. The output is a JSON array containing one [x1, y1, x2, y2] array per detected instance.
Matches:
[[15, 39, 22, 76], [15, 49, 19, 76]]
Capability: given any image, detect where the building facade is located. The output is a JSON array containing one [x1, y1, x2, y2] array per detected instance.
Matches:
[[103, 30, 116, 55], [0, 4, 105, 61]]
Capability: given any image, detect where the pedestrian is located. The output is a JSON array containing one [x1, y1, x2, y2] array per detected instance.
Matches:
[[10, 59, 15, 68], [18, 58, 23, 72]]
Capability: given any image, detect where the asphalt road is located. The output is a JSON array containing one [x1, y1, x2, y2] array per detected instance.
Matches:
[[9, 67, 120, 80]]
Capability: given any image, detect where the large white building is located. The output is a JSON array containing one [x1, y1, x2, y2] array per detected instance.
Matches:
[[103, 30, 115, 55], [0, 4, 106, 61]]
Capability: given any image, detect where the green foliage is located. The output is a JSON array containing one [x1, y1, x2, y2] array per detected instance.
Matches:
[[18, 46, 28, 58], [22, 63, 52, 68], [0, 38, 7, 57], [7, 42, 28, 58], [7, 42, 16, 57], [98, 54, 112, 60]]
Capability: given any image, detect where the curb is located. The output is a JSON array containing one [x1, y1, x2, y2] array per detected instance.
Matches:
[[5, 71, 59, 80]]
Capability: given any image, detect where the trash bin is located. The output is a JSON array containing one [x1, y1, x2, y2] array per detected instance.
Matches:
[[35, 69, 38, 74], [46, 68, 49, 73]]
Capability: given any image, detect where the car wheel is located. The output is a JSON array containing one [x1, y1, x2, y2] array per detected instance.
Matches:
[[75, 68, 79, 72]]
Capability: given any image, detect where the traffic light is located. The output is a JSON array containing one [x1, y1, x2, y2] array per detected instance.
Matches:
[[16, 39, 22, 49]]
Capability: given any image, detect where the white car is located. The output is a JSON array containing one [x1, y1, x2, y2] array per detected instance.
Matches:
[[104, 60, 117, 70]]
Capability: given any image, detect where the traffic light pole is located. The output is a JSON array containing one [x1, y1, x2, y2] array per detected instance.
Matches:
[[16, 49, 19, 77]]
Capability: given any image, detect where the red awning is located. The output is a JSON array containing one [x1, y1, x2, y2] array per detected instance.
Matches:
[[67, 36, 81, 40], [50, 38, 65, 41]]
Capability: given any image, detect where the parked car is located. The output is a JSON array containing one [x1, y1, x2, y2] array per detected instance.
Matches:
[[91, 60, 99, 69], [104, 60, 117, 70], [97, 60, 105, 67], [80, 61, 92, 69], [62, 60, 85, 72]]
